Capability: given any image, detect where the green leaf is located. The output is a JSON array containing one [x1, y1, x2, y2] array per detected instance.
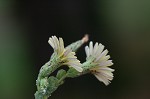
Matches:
[[56, 69, 66, 79], [67, 67, 79, 78], [46, 76, 59, 96], [40, 78, 48, 88], [48, 76, 58, 86]]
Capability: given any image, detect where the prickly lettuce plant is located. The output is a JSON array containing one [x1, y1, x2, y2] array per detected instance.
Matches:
[[35, 35, 114, 99]]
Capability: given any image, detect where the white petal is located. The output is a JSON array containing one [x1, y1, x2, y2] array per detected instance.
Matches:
[[67, 60, 80, 64], [94, 73, 110, 85], [64, 49, 71, 56], [54, 36, 59, 51], [101, 73, 113, 81], [72, 65, 83, 72], [52, 36, 57, 50], [85, 46, 90, 58], [93, 42, 98, 55], [95, 44, 104, 58], [67, 52, 76, 58], [97, 70, 113, 78], [89, 41, 93, 55], [66, 55, 77, 59], [99, 60, 113, 67], [59, 37, 64, 53], [67, 58, 78, 61], [98, 67, 114, 72], [104, 55, 110, 61], [48, 38, 54, 48], [68, 63, 83, 72], [95, 49, 108, 62]]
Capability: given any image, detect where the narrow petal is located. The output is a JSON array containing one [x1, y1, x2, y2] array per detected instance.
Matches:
[[95, 44, 104, 58], [98, 67, 114, 72], [71, 64, 83, 72], [94, 73, 110, 85], [99, 60, 113, 67], [59, 38, 64, 53], [98, 70, 113, 78], [85, 46, 90, 58], [93, 42, 98, 55], [89, 41, 93, 55], [64, 49, 71, 56], [67, 62, 83, 72], [48, 38, 54, 48], [95, 49, 108, 62], [54, 36, 60, 52], [52, 36, 57, 50]]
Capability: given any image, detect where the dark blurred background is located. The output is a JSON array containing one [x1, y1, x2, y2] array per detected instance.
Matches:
[[0, 0, 150, 99]]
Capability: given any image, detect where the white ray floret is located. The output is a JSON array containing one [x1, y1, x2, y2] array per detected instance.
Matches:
[[48, 36, 83, 72], [85, 41, 114, 85]]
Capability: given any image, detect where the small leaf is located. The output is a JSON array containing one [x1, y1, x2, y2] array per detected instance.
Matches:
[[48, 76, 58, 86], [56, 69, 66, 79], [40, 77, 48, 88], [67, 67, 79, 78], [46, 76, 59, 95]]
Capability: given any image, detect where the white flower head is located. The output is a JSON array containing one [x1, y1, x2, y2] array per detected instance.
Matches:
[[48, 36, 83, 72], [85, 41, 114, 85]]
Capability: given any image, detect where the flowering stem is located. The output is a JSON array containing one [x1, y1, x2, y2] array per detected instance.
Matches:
[[35, 35, 89, 99]]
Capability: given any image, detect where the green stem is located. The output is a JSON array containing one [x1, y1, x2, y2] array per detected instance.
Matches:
[[38, 56, 61, 78]]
